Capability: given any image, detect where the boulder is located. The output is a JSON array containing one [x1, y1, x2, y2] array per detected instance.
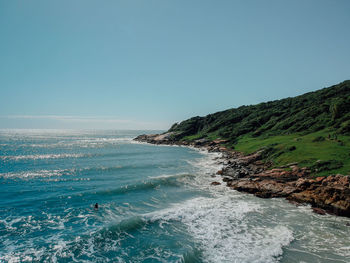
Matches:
[[213, 139, 228, 144], [153, 132, 174, 142], [295, 178, 311, 190], [194, 138, 209, 146], [312, 207, 326, 215]]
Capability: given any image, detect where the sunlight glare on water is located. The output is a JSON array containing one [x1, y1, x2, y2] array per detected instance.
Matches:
[[0, 130, 349, 263]]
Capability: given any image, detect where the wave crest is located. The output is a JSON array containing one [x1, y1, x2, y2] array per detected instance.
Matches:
[[97, 173, 194, 196], [146, 196, 293, 263], [0, 153, 86, 161]]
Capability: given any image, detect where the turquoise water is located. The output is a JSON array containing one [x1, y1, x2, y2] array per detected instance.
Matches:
[[0, 130, 349, 263]]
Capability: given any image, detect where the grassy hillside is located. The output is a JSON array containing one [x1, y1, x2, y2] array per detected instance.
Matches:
[[168, 80, 350, 176]]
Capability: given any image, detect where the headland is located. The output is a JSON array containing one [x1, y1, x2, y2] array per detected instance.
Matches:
[[135, 80, 350, 217]]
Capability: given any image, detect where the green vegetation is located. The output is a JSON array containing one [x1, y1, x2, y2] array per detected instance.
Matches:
[[168, 80, 350, 176], [234, 130, 350, 176]]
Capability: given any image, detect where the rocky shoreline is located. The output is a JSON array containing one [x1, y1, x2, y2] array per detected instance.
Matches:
[[134, 133, 350, 218]]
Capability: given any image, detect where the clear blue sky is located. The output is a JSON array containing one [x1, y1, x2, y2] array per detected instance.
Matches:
[[1, 0, 349, 129]]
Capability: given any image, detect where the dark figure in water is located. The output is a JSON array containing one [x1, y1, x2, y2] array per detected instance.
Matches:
[[94, 203, 98, 210]]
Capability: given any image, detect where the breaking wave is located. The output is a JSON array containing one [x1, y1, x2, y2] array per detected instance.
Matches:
[[0, 169, 72, 179], [1, 131, 350, 263], [95, 173, 194, 196], [146, 195, 293, 263]]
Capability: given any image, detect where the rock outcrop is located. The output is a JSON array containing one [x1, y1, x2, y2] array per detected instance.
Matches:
[[134, 133, 350, 217], [135, 133, 175, 144]]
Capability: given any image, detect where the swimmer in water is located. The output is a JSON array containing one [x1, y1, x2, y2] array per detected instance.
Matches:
[[94, 203, 98, 210]]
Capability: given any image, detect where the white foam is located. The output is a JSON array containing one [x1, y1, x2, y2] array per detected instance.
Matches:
[[187, 146, 223, 170], [180, 149, 232, 195], [0, 153, 86, 161], [146, 195, 293, 263], [183, 147, 350, 262], [0, 208, 104, 262], [142, 149, 294, 262], [0, 169, 72, 179], [148, 173, 194, 180]]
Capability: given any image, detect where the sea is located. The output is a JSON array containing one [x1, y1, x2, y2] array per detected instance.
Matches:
[[0, 130, 349, 263]]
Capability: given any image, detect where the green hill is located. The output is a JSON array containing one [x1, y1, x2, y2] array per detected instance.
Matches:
[[168, 80, 350, 176]]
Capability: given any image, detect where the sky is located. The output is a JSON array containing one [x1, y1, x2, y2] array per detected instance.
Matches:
[[0, 0, 349, 130]]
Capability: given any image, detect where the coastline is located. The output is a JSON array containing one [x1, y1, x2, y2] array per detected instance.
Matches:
[[134, 133, 350, 218]]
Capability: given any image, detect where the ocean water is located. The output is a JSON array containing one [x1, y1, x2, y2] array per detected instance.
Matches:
[[0, 130, 349, 263]]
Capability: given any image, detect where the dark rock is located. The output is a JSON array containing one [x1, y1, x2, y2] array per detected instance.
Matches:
[[222, 177, 233, 183], [295, 178, 311, 190], [288, 200, 303, 206], [211, 181, 221, 186], [312, 207, 326, 215], [194, 138, 209, 146]]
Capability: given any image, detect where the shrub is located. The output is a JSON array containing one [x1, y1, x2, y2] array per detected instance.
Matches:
[[287, 146, 296, 151], [310, 160, 343, 173], [312, 136, 325, 142]]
